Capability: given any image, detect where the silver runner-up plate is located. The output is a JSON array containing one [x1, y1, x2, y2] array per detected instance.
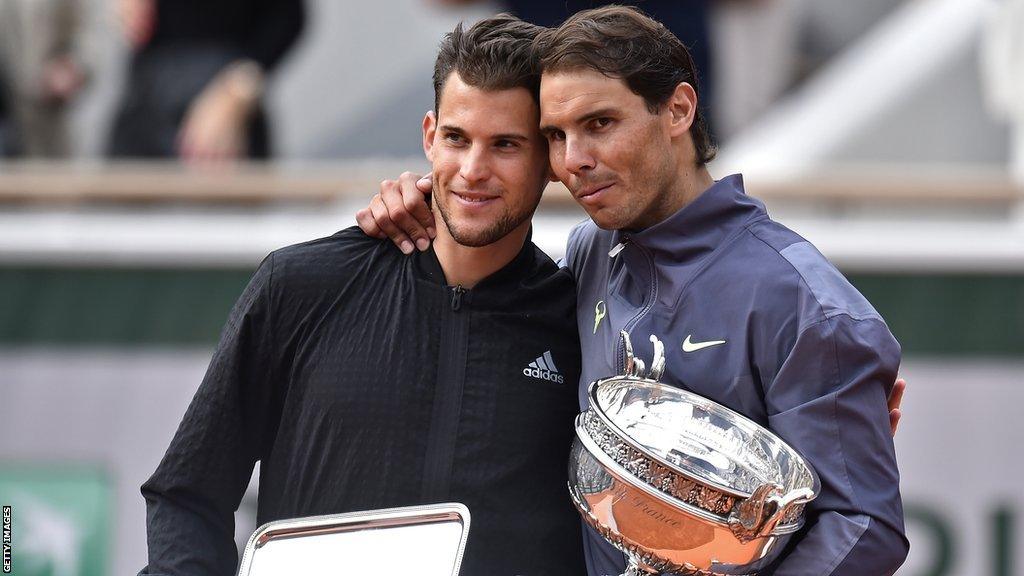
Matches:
[[568, 332, 820, 576], [237, 502, 471, 576]]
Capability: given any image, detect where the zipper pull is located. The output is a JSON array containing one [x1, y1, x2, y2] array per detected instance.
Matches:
[[609, 237, 629, 258], [450, 285, 465, 311]]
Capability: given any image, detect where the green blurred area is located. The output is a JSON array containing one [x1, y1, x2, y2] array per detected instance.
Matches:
[[0, 266, 1021, 355], [0, 466, 110, 576]]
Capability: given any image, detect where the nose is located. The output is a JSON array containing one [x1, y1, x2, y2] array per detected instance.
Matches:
[[459, 145, 490, 184], [563, 135, 595, 175]]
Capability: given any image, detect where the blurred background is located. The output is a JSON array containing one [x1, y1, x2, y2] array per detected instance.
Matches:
[[0, 0, 1021, 574]]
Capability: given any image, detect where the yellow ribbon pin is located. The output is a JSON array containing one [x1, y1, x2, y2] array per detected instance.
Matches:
[[593, 300, 607, 334]]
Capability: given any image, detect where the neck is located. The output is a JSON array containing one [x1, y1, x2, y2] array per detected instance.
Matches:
[[668, 163, 716, 219], [432, 215, 531, 289], [636, 163, 715, 230]]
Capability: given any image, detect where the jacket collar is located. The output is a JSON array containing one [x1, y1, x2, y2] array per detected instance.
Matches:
[[413, 227, 538, 291], [613, 174, 766, 265]]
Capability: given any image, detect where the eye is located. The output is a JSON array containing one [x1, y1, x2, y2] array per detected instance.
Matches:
[[590, 117, 613, 130], [444, 133, 466, 145], [495, 139, 519, 149], [546, 130, 566, 143]]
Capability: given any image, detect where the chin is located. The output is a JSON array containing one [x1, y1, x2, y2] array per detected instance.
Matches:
[[586, 208, 626, 231], [449, 231, 497, 248], [446, 221, 507, 247]]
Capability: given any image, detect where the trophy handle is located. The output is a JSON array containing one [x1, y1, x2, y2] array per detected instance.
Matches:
[[621, 330, 646, 378], [728, 484, 816, 543], [619, 331, 666, 381], [648, 335, 666, 381]]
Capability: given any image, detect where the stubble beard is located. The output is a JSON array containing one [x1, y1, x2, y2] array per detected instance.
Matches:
[[435, 193, 526, 248]]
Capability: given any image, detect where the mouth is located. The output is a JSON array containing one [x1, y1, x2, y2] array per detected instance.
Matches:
[[451, 190, 499, 206], [575, 182, 615, 204]]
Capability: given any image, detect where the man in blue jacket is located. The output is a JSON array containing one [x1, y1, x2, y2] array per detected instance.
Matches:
[[360, 6, 908, 574]]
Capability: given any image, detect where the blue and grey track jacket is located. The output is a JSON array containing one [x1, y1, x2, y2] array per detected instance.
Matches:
[[565, 175, 909, 575]]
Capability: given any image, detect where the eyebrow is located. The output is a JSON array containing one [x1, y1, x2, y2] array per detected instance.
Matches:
[[541, 107, 619, 135], [439, 125, 530, 142]]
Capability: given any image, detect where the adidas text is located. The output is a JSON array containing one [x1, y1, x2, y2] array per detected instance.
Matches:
[[523, 367, 565, 383]]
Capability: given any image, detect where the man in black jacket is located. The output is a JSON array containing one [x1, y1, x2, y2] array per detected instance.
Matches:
[[139, 15, 585, 576]]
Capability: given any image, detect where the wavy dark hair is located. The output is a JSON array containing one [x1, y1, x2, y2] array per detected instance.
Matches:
[[433, 14, 545, 112], [534, 5, 716, 165]]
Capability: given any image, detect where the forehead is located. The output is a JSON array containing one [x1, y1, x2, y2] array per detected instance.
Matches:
[[539, 69, 639, 123], [438, 73, 539, 133]]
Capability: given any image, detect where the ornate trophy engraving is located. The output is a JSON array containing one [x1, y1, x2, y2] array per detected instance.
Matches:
[[568, 332, 820, 576]]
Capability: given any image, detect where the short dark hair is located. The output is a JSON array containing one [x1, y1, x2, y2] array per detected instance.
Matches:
[[433, 14, 545, 112], [534, 5, 716, 165]]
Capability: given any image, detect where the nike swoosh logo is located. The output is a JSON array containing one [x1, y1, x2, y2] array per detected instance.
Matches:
[[682, 335, 726, 352]]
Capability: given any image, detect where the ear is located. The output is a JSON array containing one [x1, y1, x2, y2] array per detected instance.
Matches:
[[422, 110, 438, 161], [666, 82, 697, 138]]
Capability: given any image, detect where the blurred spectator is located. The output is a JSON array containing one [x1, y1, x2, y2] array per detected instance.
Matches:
[[711, 0, 802, 139], [0, 69, 9, 156], [107, 0, 305, 164], [712, 0, 908, 139], [981, 0, 1024, 183], [433, 0, 715, 134], [0, 0, 95, 158]]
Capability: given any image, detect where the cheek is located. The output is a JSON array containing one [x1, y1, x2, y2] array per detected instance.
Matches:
[[547, 142, 564, 163], [548, 149, 570, 180], [495, 158, 545, 203], [497, 159, 534, 189], [431, 155, 462, 183], [620, 129, 650, 156], [610, 130, 657, 179]]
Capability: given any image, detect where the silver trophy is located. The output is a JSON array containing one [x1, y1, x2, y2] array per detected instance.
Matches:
[[237, 503, 471, 576], [568, 332, 820, 576]]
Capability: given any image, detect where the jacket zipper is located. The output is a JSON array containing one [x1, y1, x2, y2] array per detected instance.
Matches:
[[421, 284, 470, 502], [450, 285, 464, 311], [613, 240, 659, 373]]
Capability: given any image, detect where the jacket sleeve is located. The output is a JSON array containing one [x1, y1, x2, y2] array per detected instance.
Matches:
[[139, 254, 283, 576], [764, 314, 909, 575]]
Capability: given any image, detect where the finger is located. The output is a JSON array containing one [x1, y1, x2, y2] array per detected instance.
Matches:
[[395, 172, 434, 249], [889, 408, 901, 436], [416, 173, 436, 238], [381, 178, 428, 248], [370, 193, 414, 254], [888, 378, 905, 412], [356, 207, 385, 238], [399, 172, 435, 228], [416, 173, 433, 192]]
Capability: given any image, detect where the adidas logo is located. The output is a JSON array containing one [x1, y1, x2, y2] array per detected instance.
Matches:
[[523, 351, 565, 384]]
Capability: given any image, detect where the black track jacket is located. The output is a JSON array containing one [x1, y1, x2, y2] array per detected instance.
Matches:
[[140, 227, 586, 576]]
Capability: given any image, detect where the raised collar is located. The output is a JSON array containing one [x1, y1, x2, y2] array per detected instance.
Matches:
[[613, 174, 767, 264], [413, 227, 539, 292]]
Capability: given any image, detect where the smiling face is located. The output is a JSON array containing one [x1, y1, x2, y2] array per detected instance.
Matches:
[[540, 68, 689, 231], [424, 72, 550, 247]]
